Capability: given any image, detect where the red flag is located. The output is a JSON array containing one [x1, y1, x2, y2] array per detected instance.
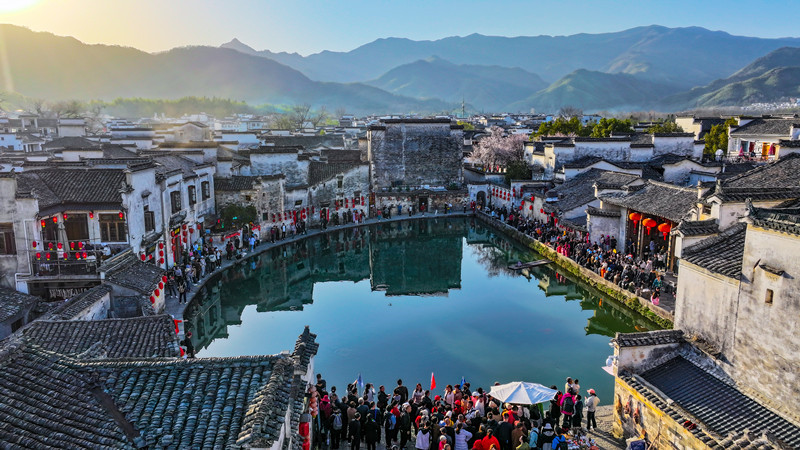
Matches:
[[430, 372, 436, 390]]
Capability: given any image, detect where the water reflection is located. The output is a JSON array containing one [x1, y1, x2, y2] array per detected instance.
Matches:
[[185, 218, 650, 353]]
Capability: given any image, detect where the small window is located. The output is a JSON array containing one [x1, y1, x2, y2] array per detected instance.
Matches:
[[144, 209, 155, 232], [765, 289, 774, 305], [170, 191, 182, 214], [702, 205, 711, 215], [99, 214, 126, 242], [188, 186, 197, 206], [337, 176, 343, 189], [201, 181, 210, 200], [262, 212, 268, 221], [0, 223, 16, 255], [245, 195, 252, 202]]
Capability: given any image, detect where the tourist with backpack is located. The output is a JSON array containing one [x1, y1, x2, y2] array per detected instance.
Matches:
[[558, 390, 576, 431], [384, 405, 397, 446], [330, 409, 344, 449], [550, 429, 568, 450], [571, 395, 584, 431]]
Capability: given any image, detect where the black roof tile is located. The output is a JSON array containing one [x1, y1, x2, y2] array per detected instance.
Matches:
[[22, 315, 180, 358], [214, 175, 285, 191], [600, 181, 697, 222], [675, 219, 719, 236], [682, 223, 747, 279], [49, 284, 112, 320], [613, 330, 684, 348], [641, 356, 800, 448], [730, 118, 796, 136], [0, 288, 40, 323], [15, 168, 126, 209]]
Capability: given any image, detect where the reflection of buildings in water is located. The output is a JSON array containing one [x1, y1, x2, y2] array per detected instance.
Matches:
[[187, 219, 472, 346], [369, 220, 464, 296]]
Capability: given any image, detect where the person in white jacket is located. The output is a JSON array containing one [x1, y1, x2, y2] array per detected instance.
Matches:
[[453, 423, 473, 450], [415, 420, 432, 450]]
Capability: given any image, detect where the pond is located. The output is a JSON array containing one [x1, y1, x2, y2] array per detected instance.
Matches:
[[185, 217, 656, 400]]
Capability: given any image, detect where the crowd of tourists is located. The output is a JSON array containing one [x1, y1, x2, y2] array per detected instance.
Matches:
[[485, 205, 670, 305], [312, 375, 601, 450]]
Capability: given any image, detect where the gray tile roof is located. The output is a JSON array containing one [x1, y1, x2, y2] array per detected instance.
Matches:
[[779, 139, 800, 148], [42, 136, 100, 150], [639, 356, 800, 449], [0, 288, 40, 323], [730, 118, 797, 136], [682, 223, 747, 279], [546, 169, 639, 214], [749, 203, 800, 235], [15, 169, 126, 209], [674, 219, 718, 236], [613, 330, 684, 348], [104, 256, 166, 295], [214, 175, 284, 192], [49, 284, 112, 320], [0, 327, 319, 449], [101, 144, 138, 158], [586, 205, 621, 218], [22, 315, 180, 358], [600, 181, 698, 222]]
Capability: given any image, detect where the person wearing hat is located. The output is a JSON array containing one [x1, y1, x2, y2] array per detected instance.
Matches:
[[585, 389, 599, 431]]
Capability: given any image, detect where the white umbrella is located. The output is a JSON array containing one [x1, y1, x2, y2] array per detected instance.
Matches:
[[488, 381, 557, 405]]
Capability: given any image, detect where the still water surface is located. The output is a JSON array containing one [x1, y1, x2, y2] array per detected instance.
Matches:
[[186, 218, 654, 398]]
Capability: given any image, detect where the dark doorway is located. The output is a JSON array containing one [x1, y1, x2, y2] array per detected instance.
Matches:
[[418, 196, 428, 213], [477, 191, 486, 207]]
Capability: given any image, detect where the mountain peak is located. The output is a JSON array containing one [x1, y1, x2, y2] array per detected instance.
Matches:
[[221, 38, 257, 54]]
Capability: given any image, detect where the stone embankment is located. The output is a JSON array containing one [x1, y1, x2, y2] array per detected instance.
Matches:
[[475, 212, 674, 329]]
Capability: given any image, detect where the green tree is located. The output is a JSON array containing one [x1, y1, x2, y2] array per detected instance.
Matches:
[[703, 118, 738, 157], [534, 117, 592, 137], [219, 204, 257, 229], [504, 160, 532, 184], [646, 120, 684, 133], [457, 120, 475, 130], [590, 118, 634, 138]]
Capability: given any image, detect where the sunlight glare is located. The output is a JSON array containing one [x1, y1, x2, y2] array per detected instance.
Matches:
[[0, 0, 41, 14]]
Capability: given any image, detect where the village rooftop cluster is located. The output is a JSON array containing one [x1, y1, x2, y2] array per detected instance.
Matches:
[[0, 109, 799, 448]]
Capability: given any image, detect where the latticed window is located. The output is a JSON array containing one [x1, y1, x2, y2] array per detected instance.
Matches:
[[99, 214, 126, 242]]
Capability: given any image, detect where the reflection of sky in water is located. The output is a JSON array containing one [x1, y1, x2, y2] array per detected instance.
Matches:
[[192, 219, 649, 399]]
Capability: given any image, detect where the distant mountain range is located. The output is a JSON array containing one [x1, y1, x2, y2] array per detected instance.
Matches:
[[3, 24, 800, 114], [0, 25, 452, 114]]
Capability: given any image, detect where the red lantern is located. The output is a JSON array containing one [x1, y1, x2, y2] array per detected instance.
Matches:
[[78, 242, 83, 249], [158, 281, 164, 290], [35, 252, 41, 259], [162, 275, 167, 283], [82, 251, 87, 259], [141, 254, 146, 261], [32, 241, 37, 248], [642, 218, 657, 234], [40, 220, 46, 228], [46, 252, 51, 260], [159, 250, 164, 257], [519, 205, 523, 211], [118, 211, 124, 219], [554, 218, 559, 225], [63, 252, 68, 259], [540, 208, 544, 214], [530, 195, 534, 202], [89, 211, 94, 219], [52, 216, 58, 223], [70, 242, 75, 250], [159, 258, 164, 265], [63, 213, 68, 220], [154, 289, 160, 297], [628, 212, 642, 223], [57, 242, 63, 250], [529, 205, 533, 210], [361, 196, 365, 205], [48, 242, 53, 250], [657, 222, 672, 240], [158, 242, 164, 249], [150, 295, 155, 304], [182, 224, 187, 230]]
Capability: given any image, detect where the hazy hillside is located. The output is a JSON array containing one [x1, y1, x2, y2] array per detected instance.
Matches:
[[509, 69, 678, 112], [0, 25, 452, 114], [663, 47, 800, 109], [222, 26, 800, 88], [364, 57, 548, 111]]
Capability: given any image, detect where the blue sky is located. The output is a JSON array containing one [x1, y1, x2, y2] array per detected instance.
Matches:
[[1, 0, 797, 54]]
